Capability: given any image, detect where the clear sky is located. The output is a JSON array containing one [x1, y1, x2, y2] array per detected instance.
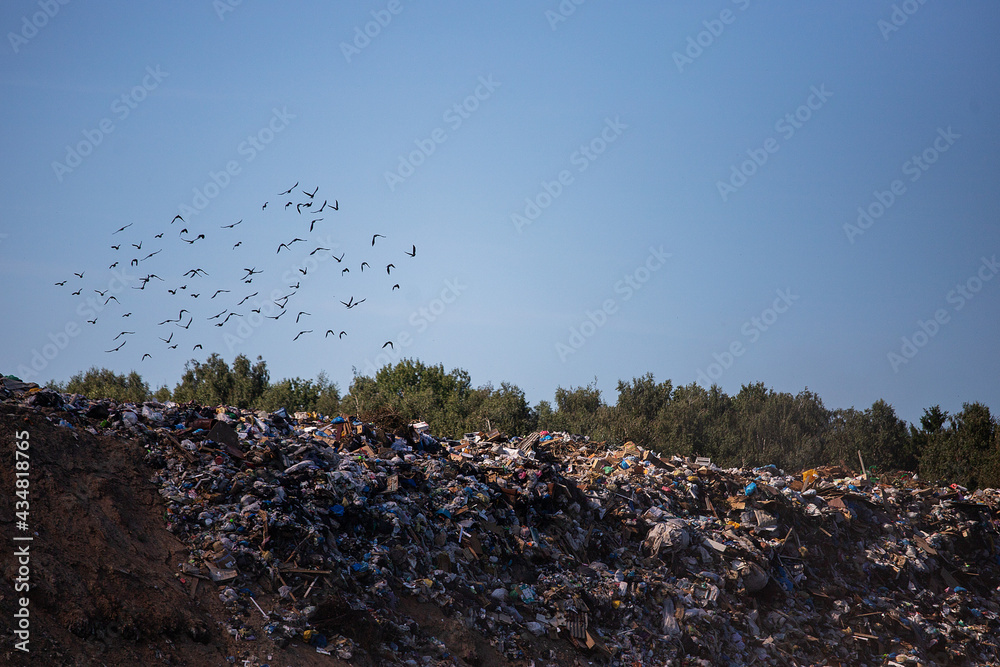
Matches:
[[2, 1, 998, 426]]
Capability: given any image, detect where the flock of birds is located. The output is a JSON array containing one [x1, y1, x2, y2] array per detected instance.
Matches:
[[54, 183, 417, 362]]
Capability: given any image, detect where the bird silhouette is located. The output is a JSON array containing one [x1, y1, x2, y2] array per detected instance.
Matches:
[[309, 219, 323, 232], [130, 259, 138, 267], [72, 289, 82, 295], [109, 262, 118, 269], [289, 282, 300, 289], [304, 186, 318, 198], [233, 242, 242, 249], [211, 289, 230, 299], [177, 317, 193, 329], [360, 262, 369, 272], [106, 341, 126, 352], [298, 267, 307, 275], [183, 269, 208, 277], [296, 311, 311, 324], [111, 244, 120, 250], [54, 280, 66, 286], [131, 241, 142, 250], [221, 220, 242, 229], [285, 202, 294, 209], [73, 271, 84, 278], [220, 312, 241, 325], [178, 228, 188, 235], [171, 215, 184, 224], [372, 234, 385, 246], [159, 332, 174, 344], [342, 267, 349, 275], [237, 292, 258, 305], [386, 264, 395, 274], [167, 288, 177, 295], [193, 344, 203, 351], [293, 330, 312, 341], [141, 353, 151, 361], [339, 331, 347, 339], [405, 245, 416, 257], [264, 311, 286, 320], [392, 284, 400, 291], [167, 344, 178, 349], [382, 341, 393, 350], [208, 309, 227, 320], [104, 295, 119, 305], [190, 293, 200, 298], [112, 223, 132, 235], [122, 312, 131, 317], [330, 200, 338, 211], [262, 201, 268, 210], [113, 331, 134, 341], [279, 182, 298, 195], [141, 250, 161, 261], [242, 267, 262, 278], [87, 317, 98, 325], [182, 234, 205, 244], [332, 253, 344, 263], [154, 233, 163, 239], [95, 289, 108, 297]]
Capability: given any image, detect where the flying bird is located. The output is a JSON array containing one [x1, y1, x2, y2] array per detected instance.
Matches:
[[242, 267, 262, 278], [211, 289, 230, 299], [264, 310, 286, 320], [386, 264, 394, 274], [171, 215, 184, 224], [54, 280, 66, 286], [221, 220, 242, 229], [372, 234, 385, 246], [86, 317, 98, 325], [109, 262, 118, 269], [237, 292, 258, 305], [382, 341, 393, 350], [295, 311, 311, 323], [193, 344, 202, 351], [122, 313, 131, 317], [288, 282, 300, 289], [95, 289, 108, 297], [190, 293, 200, 298], [285, 201, 294, 209], [405, 245, 416, 257], [342, 267, 349, 275], [131, 241, 142, 250], [298, 267, 307, 275], [304, 186, 318, 198], [233, 242, 242, 249], [339, 331, 346, 339], [182, 234, 205, 244], [178, 228, 188, 235], [177, 317, 193, 329], [292, 330, 312, 341], [141, 353, 151, 361], [71, 289, 82, 295], [105, 341, 126, 353], [278, 182, 298, 195], [392, 284, 400, 291], [112, 223, 132, 235], [141, 249, 161, 261], [262, 201, 268, 210], [332, 253, 344, 263], [220, 312, 241, 324], [309, 219, 323, 232], [325, 329, 336, 338], [360, 262, 369, 272], [113, 331, 134, 341], [208, 309, 227, 320], [167, 344, 178, 349], [159, 332, 174, 344], [154, 233, 163, 239], [111, 245, 120, 250], [73, 271, 84, 278], [104, 295, 119, 305], [183, 268, 208, 277]]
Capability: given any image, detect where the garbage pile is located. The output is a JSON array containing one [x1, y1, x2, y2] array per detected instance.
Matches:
[[6, 377, 1000, 666]]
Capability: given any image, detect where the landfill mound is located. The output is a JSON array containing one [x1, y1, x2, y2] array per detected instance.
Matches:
[[2, 381, 1000, 666]]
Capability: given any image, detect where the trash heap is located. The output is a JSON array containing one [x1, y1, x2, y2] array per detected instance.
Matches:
[[6, 378, 1000, 666]]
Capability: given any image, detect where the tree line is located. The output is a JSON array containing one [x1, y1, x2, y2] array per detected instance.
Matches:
[[45, 355, 999, 489]]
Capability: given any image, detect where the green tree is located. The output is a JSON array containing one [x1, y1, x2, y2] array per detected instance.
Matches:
[[63, 367, 150, 403]]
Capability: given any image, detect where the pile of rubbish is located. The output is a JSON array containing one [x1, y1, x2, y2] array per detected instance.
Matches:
[[6, 376, 1000, 666]]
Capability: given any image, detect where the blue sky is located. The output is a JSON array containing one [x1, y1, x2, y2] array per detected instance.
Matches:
[[2, 1, 998, 426]]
